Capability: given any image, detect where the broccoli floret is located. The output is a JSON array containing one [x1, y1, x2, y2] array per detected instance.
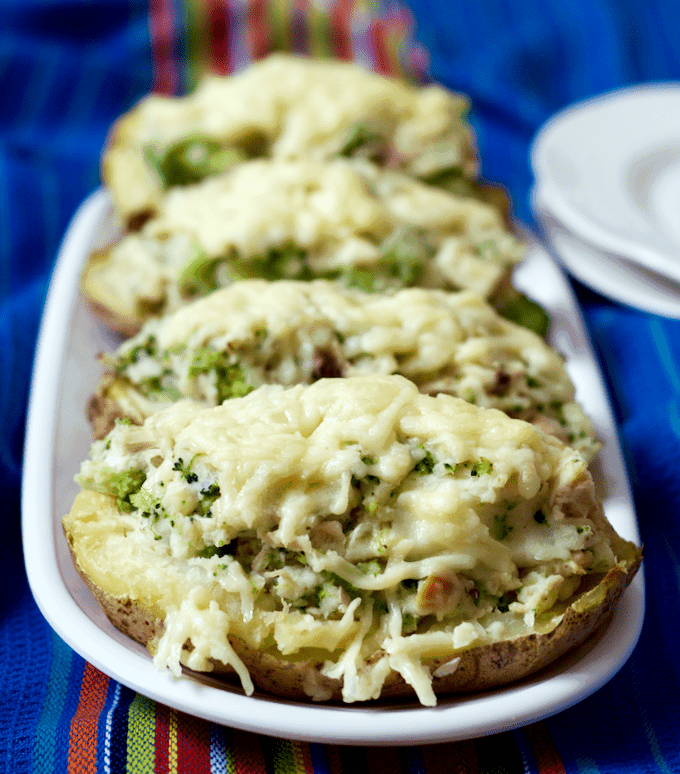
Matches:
[[498, 292, 550, 338], [339, 121, 386, 160], [491, 513, 513, 541], [129, 487, 162, 515], [196, 482, 221, 517], [340, 229, 428, 293], [414, 445, 437, 475], [188, 348, 253, 402], [235, 244, 314, 282], [322, 571, 362, 598], [470, 458, 493, 476], [177, 247, 231, 299], [172, 456, 201, 483], [444, 458, 493, 476], [357, 560, 382, 576], [77, 467, 147, 512], [150, 136, 246, 187], [197, 543, 233, 559], [114, 336, 157, 374]]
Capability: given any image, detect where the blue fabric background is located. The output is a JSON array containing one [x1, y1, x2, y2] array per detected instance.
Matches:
[[1, 0, 680, 770]]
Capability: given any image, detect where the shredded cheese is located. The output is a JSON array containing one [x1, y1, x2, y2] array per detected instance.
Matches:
[[68, 375, 623, 704]]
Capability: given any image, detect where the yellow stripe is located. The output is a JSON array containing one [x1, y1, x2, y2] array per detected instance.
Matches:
[[219, 727, 237, 774], [291, 739, 311, 773], [168, 708, 179, 774]]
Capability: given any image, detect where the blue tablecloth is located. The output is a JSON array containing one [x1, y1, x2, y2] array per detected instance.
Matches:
[[2, 1, 679, 771]]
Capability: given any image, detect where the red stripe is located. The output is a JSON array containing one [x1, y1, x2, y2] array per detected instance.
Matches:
[[149, 0, 179, 94], [368, 19, 393, 76], [176, 712, 211, 773], [154, 703, 171, 774], [329, 0, 354, 60], [232, 729, 268, 774], [67, 664, 110, 774], [247, 0, 272, 61], [207, 0, 232, 75], [525, 722, 567, 774]]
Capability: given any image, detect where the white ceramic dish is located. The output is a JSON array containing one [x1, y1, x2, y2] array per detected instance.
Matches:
[[531, 83, 680, 284], [22, 189, 644, 746], [532, 186, 680, 319]]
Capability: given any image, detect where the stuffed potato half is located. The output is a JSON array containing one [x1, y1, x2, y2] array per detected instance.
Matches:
[[102, 53, 481, 227], [81, 158, 544, 337], [64, 376, 641, 707], [88, 280, 599, 459]]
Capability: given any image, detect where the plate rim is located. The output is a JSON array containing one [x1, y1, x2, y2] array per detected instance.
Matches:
[[21, 188, 645, 746], [531, 184, 680, 319], [530, 82, 680, 283]]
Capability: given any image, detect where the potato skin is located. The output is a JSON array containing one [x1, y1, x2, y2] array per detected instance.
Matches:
[[63, 516, 641, 703], [80, 249, 145, 338], [86, 374, 146, 440]]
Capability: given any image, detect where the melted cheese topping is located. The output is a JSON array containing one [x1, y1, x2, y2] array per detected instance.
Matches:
[[151, 159, 393, 259], [70, 375, 622, 706], [103, 53, 477, 221], [104, 279, 599, 458], [85, 158, 524, 324]]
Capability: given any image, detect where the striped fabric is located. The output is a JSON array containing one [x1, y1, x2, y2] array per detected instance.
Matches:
[[31, 634, 546, 774], [2, 0, 680, 772], [148, 0, 429, 94]]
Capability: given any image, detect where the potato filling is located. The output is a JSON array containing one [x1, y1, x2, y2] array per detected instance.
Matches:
[[83, 158, 543, 334], [103, 53, 480, 224], [72, 376, 629, 706], [93, 281, 598, 457]]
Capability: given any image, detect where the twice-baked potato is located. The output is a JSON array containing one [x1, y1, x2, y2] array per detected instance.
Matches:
[[64, 375, 641, 707], [87, 280, 598, 459], [102, 53, 480, 228], [81, 157, 545, 336]]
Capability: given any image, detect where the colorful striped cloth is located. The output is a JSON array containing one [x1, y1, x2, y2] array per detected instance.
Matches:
[[148, 0, 428, 92], [2, 0, 680, 772], [148, 0, 430, 98], [31, 635, 553, 773]]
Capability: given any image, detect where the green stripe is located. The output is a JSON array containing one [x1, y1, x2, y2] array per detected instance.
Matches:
[[32, 631, 75, 774], [126, 694, 158, 773], [184, 0, 205, 90], [270, 738, 299, 774], [308, 5, 333, 58], [269, 0, 291, 54]]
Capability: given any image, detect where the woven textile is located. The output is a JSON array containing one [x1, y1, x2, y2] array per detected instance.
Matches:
[[1, 0, 680, 771]]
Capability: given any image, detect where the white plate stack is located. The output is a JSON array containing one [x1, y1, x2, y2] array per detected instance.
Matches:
[[529, 83, 680, 318]]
